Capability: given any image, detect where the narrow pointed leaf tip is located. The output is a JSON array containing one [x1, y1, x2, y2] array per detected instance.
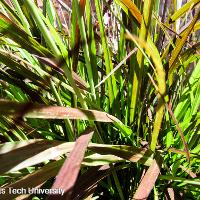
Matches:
[[48, 127, 94, 200], [133, 157, 162, 199]]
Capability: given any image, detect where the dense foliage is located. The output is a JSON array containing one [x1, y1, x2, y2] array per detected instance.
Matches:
[[0, 0, 199, 199]]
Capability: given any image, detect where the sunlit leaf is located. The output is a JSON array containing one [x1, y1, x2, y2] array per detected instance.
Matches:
[[116, 0, 142, 25], [48, 127, 94, 199], [133, 158, 161, 199], [0, 139, 73, 174], [0, 100, 121, 122], [170, 0, 200, 23]]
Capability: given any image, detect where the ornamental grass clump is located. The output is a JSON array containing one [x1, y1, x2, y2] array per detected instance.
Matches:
[[0, 0, 199, 199]]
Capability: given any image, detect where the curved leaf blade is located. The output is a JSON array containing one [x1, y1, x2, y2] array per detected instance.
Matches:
[[0, 100, 120, 122]]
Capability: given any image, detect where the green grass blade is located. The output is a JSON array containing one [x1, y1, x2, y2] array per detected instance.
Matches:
[[94, 0, 120, 116], [73, 0, 96, 100], [170, 0, 200, 23], [130, 0, 154, 123]]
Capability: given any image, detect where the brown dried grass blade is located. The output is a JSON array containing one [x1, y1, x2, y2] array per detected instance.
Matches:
[[47, 127, 94, 200], [0, 139, 73, 174], [0, 100, 120, 122], [133, 158, 161, 200]]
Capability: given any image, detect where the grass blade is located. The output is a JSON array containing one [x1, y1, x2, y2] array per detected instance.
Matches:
[[130, 0, 154, 123], [0, 140, 73, 174], [0, 100, 121, 122], [170, 0, 200, 23], [133, 158, 161, 200], [168, 8, 200, 85], [116, 0, 142, 25], [94, 0, 119, 116], [48, 127, 94, 200], [2, 160, 63, 200], [88, 144, 153, 166]]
